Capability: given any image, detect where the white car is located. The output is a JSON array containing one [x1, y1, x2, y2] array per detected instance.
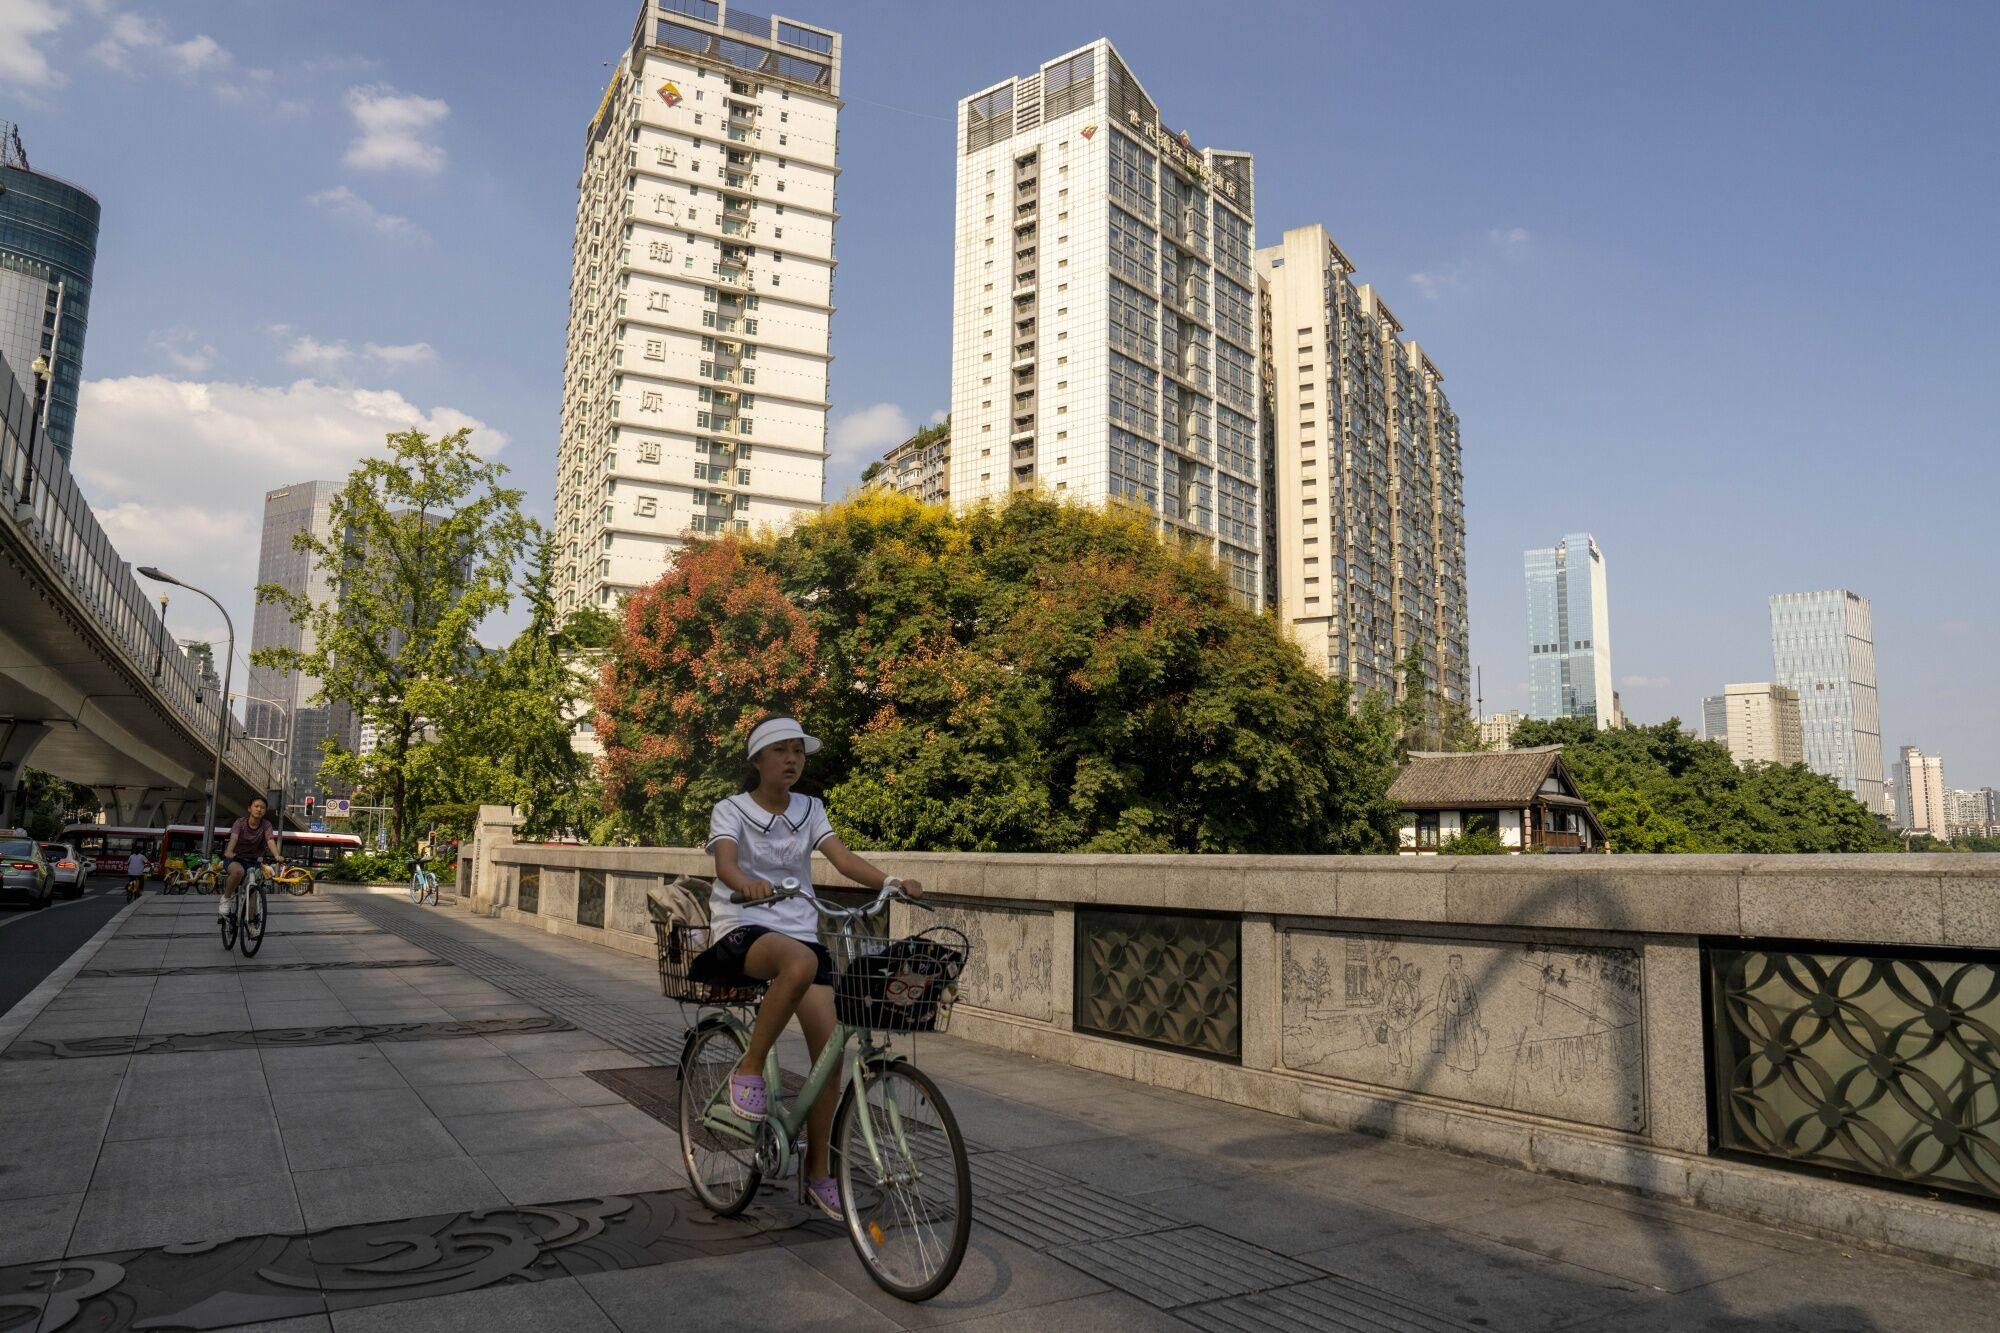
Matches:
[[39, 842, 86, 899]]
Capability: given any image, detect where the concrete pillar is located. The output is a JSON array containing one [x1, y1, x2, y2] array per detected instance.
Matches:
[[1239, 915, 1280, 1071], [472, 804, 517, 913], [0, 721, 52, 830], [1641, 938, 1710, 1154]]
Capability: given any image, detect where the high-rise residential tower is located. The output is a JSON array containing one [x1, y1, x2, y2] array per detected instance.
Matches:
[[1525, 533, 1615, 727], [554, 3, 841, 616], [0, 122, 99, 465], [1895, 745, 1947, 838], [1770, 590, 1885, 813], [1257, 224, 1467, 702], [949, 40, 1264, 604], [1701, 681, 1804, 768], [248, 481, 357, 801]]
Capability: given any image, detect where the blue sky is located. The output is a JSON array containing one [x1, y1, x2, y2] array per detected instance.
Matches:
[[5, 0, 1995, 788]]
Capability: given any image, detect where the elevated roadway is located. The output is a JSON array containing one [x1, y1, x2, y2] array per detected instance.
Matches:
[[0, 353, 279, 826]]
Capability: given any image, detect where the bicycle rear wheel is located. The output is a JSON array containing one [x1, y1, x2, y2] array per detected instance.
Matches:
[[240, 884, 267, 957], [286, 869, 315, 897], [678, 1022, 761, 1216], [834, 1061, 972, 1302]]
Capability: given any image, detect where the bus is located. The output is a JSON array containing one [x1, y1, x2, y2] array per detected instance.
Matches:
[[160, 824, 363, 873], [60, 826, 164, 877]]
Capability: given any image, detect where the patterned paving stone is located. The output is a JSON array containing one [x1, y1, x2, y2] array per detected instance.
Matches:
[[1062, 1226, 1325, 1309], [79, 959, 455, 979], [1, 1015, 575, 1062]]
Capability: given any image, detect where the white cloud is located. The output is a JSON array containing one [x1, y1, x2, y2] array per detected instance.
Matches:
[[364, 341, 437, 368], [342, 84, 449, 174], [927, 408, 948, 426], [72, 374, 508, 653], [282, 335, 353, 372], [829, 402, 915, 458], [307, 186, 428, 242], [0, 0, 70, 90], [89, 11, 231, 78], [149, 326, 216, 375], [1490, 226, 1532, 248]]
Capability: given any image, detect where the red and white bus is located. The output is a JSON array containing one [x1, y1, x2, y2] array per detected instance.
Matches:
[[59, 825, 164, 877], [159, 824, 363, 873]]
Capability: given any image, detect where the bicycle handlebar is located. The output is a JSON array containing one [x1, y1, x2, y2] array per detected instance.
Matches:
[[727, 876, 931, 920]]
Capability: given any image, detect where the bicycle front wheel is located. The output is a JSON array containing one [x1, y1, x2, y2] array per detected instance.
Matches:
[[218, 899, 238, 950], [678, 1022, 761, 1216], [240, 884, 267, 957], [835, 1061, 972, 1302]]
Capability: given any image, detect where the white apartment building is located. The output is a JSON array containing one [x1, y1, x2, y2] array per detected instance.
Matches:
[[1896, 745, 1948, 838], [949, 40, 1264, 604], [1703, 681, 1804, 768], [1257, 225, 1468, 702], [554, 1, 841, 616], [1770, 590, 1885, 813]]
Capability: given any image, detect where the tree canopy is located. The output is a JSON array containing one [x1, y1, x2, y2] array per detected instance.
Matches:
[[595, 493, 1401, 853], [254, 428, 537, 847], [1508, 716, 1899, 853]]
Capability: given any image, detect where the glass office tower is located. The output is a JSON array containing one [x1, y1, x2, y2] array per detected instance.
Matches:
[[1770, 589, 1885, 814], [1525, 532, 1616, 727], [0, 124, 99, 465]]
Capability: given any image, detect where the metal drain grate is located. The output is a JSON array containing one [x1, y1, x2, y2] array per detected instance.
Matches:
[[977, 1182, 1184, 1251], [1063, 1226, 1325, 1309], [1180, 1274, 1480, 1332], [969, 1150, 1074, 1198]]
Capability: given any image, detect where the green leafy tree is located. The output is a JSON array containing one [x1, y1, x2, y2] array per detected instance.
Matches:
[[430, 540, 615, 840], [1438, 827, 1507, 855], [1388, 645, 1478, 757], [594, 537, 826, 845], [254, 428, 535, 848], [1509, 716, 1898, 853], [11, 768, 98, 840], [595, 493, 1400, 854]]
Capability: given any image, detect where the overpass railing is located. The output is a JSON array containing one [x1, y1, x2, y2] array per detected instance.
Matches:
[[0, 349, 276, 789]]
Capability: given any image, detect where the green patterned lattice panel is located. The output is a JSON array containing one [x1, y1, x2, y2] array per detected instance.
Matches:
[[1075, 909, 1240, 1060], [1709, 944, 2000, 1203]]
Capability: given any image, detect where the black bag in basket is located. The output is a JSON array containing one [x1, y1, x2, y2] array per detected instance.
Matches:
[[836, 928, 968, 1032]]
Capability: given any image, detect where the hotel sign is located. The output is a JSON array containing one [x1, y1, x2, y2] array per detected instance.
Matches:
[[1123, 108, 1240, 204]]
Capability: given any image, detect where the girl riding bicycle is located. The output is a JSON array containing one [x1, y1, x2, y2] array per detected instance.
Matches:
[[692, 713, 923, 1221]]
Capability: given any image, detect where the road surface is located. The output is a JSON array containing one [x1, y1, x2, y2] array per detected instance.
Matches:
[[0, 875, 131, 1015]]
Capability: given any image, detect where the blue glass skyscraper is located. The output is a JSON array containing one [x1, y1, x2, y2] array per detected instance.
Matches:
[[1525, 533, 1616, 727], [0, 124, 99, 465]]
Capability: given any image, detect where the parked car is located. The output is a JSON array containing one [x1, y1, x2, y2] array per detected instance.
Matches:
[[1, 838, 53, 909], [40, 842, 86, 899]]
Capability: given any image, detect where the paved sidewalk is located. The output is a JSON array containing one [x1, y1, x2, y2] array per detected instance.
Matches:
[[2, 887, 1995, 1331]]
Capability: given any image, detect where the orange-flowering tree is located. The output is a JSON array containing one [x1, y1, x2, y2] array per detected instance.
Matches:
[[595, 494, 1400, 853], [594, 538, 825, 844]]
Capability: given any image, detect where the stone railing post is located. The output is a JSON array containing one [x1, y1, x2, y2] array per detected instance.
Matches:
[[471, 804, 517, 914]]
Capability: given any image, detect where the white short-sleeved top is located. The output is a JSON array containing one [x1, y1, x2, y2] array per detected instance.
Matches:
[[704, 792, 837, 944]]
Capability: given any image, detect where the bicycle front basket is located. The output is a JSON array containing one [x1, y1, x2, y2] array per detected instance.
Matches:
[[833, 927, 969, 1033], [657, 921, 763, 1005]]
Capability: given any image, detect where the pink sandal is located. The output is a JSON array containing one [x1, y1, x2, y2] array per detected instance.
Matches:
[[727, 1072, 766, 1121]]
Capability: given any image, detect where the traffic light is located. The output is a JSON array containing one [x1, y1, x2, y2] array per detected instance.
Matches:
[[304, 795, 316, 823]]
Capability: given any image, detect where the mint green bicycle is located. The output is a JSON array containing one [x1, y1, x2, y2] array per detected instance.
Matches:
[[671, 881, 973, 1302]]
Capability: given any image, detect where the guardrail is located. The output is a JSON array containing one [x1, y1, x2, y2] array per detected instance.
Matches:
[[0, 349, 276, 789]]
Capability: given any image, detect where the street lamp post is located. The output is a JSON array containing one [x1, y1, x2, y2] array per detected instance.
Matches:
[[238, 692, 293, 782], [138, 567, 233, 860]]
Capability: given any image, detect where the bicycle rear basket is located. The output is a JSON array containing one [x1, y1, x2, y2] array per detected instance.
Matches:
[[831, 927, 969, 1033], [656, 921, 764, 1005]]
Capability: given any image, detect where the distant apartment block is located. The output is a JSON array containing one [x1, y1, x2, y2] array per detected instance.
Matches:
[[1947, 787, 1998, 839], [1257, 224, 1468, 705], [1895, 746, 1948, 838], [1702, 682, 1804, 768], [866, 420, 950, 504], [1525, 533, 1615, 728], [1770, 590, 1885, 813], [553, 2, 842, 616], [949, 39, 1264, 605], [1479, 711, 1524, 750]]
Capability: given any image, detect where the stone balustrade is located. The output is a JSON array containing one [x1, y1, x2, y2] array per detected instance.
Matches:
[[462, 806, 2000, 1275]]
